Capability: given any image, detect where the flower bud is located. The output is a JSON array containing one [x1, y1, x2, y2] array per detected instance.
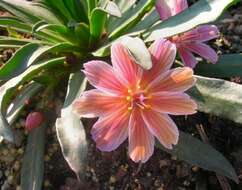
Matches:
[[25, 112, 44, 131]]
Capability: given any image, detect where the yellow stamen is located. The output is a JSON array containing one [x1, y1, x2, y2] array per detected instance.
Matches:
[[126, 96, 131, 101], [137, 85, 141, 89], [128, 89, 132, 93], [128, 106, 132, 111]]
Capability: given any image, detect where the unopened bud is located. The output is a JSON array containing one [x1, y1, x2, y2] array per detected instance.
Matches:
[[25, 112, 44, 131]]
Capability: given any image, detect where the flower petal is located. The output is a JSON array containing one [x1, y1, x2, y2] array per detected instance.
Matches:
[[178, 47, 198, 68], [83, 61, 125, 94], [142, 111, 179, 149], [155, 0, 174, 20], [91, 105, 129, 151], [181, 25, 219, 42], [174, 0, 188, 14], [141, 39, 176, 86], [149, 92, 197, 115], [72, 89, 125, 118], [129, 108, 154, 163], [186, 42, 218, 63], [111, 42, 142, 87], [147, 67, 196, 93], [156, 0, 188, 20]]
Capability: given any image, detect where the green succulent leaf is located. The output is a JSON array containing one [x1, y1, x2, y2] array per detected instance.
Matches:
[[89, 8, 107, 46], [195, 54, 242, 78], [56, 72, 87, 179], [120, 36, 152, 70], [0, 0, 62, 24], [6, 82, 42, 123], [0, 37, 45, 48], [128, 9, 160, 35], [0, 57, 64, 142], [102, 1, 122, 17], [63, 0, 88, 23], [146, 0, 239, 41], [113, 0, 136, 13], [157, 131, 238, 183], [46, 0, 73, 21], [20, 124, 45, 190], [0, 43, 47, 81], [0, 16, 32, 33], [189, 76, 242, 125], [87, 0, 97, 19], [0, 43, 77, 81], [74, 23, 90, 47], [108, 0, 155, 39]]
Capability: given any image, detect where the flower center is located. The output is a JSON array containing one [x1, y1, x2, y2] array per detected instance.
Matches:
[[126, 87, 151, 111]]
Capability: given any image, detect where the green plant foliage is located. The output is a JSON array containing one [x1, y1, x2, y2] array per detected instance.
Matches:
[[189, 76, 242, 125], [20, 124, 46, 190], [146, 0, 239, 41], [157, 132, 238, 183], [195, 54, 242, 78], [0, 0, 240, 186], [56, 72, 87, 179]]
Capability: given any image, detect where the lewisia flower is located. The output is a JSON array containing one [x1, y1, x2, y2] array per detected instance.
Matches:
[[73, 39, 197, 163], [156, 0, 219, 68]]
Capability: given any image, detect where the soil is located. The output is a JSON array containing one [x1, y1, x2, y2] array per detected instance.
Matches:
[[0, 1, 242, 190]]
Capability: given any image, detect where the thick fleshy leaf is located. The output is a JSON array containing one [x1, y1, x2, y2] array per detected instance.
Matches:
[[0, 57, 64, 142], [102, 1, 121, 17], [0, 0, 62, 24], [157, 131, 238, 183], [113, 0, 136, 13], [63, 0, 88, 23], [146, 0, 238, 41], [108, 0, 155, 39], [195, 54, 242, 78], [89, 8, 107, 45], [0, 37, 44, 48], [56, 72, 88, 179], [46, 0, 73, 21], [20, 124, 45, 190], [128, 9, 160, 35], [0, 16, 32, 33], [120, 36, 152, 70], [0, 43, 47, 80], [189, 76, 242, 125], [0, 43, 74, 81], [87, 0, 97, 18], [7, 82, 42, 123]]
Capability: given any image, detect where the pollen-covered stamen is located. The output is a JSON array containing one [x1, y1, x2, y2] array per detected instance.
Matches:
[[126, 90, 151, 111]]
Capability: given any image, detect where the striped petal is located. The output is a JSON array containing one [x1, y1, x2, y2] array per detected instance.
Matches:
[[149, 92, 197, 115], [72, 89, 125, 118], [178, 47, 198, 68], [128, 108, 154, 163], [181, 25, 219, 42], [91, 105, 129, 151], [155, 0, 174, 20], [147, 67, 196, 93], [83, 61, 125, 95], [141, 39, 176, 86], [111, 42, 142, 88], [142, 111, 179, 149], [174, 0, 188, 14], [185, 42, 218, 64]]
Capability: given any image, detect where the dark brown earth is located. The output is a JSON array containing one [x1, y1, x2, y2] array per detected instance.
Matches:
[[0, 1, 242, 190]]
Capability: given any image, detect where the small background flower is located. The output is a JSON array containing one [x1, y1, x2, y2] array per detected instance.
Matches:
[[156, 0, 219, 68]]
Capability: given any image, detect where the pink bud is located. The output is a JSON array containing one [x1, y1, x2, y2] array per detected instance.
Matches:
[[25, 112, 44, 131]]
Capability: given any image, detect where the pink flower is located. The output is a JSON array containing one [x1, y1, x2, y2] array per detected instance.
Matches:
[[73, 39, 197, 163], [156, 0, 219, 68], [25, 111, 44, 131]]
